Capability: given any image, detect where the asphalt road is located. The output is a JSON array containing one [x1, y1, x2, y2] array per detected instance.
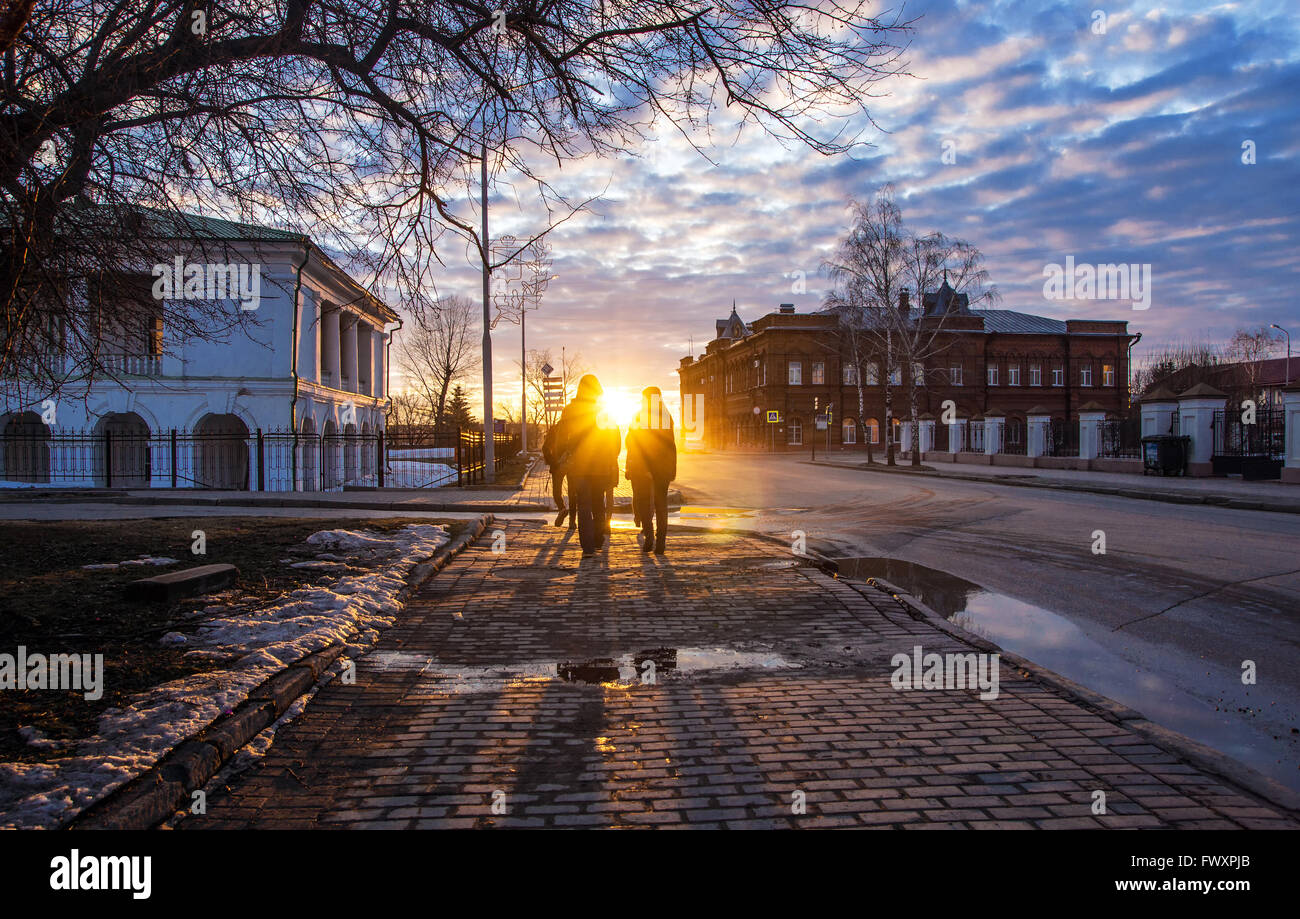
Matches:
[[671, 450, 1300, 791]]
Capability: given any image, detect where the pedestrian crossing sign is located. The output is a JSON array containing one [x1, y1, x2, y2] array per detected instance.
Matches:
[[766, 410, 781, 423]]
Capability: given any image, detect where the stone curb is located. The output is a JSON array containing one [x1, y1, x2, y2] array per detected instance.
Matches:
[[63, 514, 494, 831], [807, 459, 1300, 515], [824, 565, 1300, 818]]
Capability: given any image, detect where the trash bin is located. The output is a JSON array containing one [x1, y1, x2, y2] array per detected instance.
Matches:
[[1141, 434, 1189, 476]]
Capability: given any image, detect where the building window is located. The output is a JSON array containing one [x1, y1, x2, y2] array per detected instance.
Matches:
[[811, 361, 824, 385], [913, 362, 925, 385], [866, 363, 879, 385], [987, 366, 998, 386], [1008, 365, 1021, 386], [1030, 363, 1042, 386], [1080, 365, 1093, 387], [888, 366, 901, 386], [1051, 366, 1064, 387], [787, 418, 802, 445], [842, 418, 856, 444], [789, 361, 802, 385], [949, 366, 963, 386], [843, 363, 857, 385], [1103, 363, 1115, 387], [864, 417, 880, 443]]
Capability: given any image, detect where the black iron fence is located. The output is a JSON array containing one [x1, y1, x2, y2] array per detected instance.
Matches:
[[1211, 408, 1285, 479], [0, 426, 519, 491], [957, 420, 985, 453], [1098, 415, 1141, 459], [1039, 418, 1080, 457], [1001, 420, 1027, 456]]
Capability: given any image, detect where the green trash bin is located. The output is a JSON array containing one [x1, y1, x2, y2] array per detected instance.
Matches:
[[1141, 434, 1189, 476]]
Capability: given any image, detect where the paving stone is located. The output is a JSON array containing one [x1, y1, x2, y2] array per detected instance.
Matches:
[[181, 521, 1297, 831]]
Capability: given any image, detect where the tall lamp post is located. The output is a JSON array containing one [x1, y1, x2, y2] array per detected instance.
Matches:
[[1272, 324, 1291, 388], [480, 139, 495, 482], [490, 237, 554, 454]]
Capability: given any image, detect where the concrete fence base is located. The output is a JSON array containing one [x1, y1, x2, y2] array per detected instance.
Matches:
[[901, 451, 1142, 474]]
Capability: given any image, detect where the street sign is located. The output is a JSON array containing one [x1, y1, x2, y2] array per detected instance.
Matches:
[[540, 362, 554, 377], [766, 410, 782, 423], [815, 415, 830, 431]]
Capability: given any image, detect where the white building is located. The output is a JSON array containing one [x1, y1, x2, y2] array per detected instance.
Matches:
[[1, 212, 399, 490]]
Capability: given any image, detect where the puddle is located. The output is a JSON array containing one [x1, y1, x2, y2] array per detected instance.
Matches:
[[413, 646, 800, 694], [671, 505, 755, 519], [837, 557, 1300, 793]]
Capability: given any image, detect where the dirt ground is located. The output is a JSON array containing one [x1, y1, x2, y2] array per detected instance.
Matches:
[[0, 516, 462, 760]]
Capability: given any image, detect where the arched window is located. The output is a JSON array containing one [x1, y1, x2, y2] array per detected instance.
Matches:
[[842, 418, 857, 444], [864, 417, 880, 444]]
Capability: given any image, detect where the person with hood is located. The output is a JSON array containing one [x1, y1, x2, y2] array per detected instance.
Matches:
[[554, 374, 621, 558], [625, 386, 676, 555]]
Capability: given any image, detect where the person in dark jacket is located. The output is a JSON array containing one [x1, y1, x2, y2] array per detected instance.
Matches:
[[555, 374, 621, 558], [541, 424, 573, 529], [625, 386, 676, 555]]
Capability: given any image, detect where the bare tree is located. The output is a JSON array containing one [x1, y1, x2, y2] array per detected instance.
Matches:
[[824, 187, 996, 466], [1225, 326, 1282, 402], [398, 294, 480, 429], [2, 1, 915, 396], [517, 346, 587, 429], [1132, 342, 1225, 397]]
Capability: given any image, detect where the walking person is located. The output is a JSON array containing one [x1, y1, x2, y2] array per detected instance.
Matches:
[[555, 374, 620, 559], [541, 423, 573, 529], [626, 386, 676, 555]]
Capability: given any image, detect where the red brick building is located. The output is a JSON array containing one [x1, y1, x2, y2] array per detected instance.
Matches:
[[678, 285, 1139, 451]]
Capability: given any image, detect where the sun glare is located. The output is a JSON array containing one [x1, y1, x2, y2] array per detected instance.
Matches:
[[599, 389, 643, 428]]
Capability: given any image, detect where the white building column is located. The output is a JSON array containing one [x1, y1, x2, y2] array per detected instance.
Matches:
[[900, 421, 913, 457], [918, 416, 935, 454], [321, 305, 340, 387], [1078, 403, 1107, 460], [373, 328, 388, 400], [948, 417, 964, 453], [341, 314, 359, 394], [1283, 384, 1300, 484], [1177, 383, 1227, 476], [1140, 387, 1179, 437], [1027, 408, 1051, 458], [355, 322, 373, 396], [984, 411, 1004, 455]]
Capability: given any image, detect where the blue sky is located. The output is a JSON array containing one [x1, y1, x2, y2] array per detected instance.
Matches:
[[419, 0, 1300, 415]]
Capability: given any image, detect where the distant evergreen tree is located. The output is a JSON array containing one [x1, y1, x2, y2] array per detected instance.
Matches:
[[446, 385, 476, 430]]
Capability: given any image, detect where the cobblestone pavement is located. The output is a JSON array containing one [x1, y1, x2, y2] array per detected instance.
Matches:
[[185, 520, 1297, 829]]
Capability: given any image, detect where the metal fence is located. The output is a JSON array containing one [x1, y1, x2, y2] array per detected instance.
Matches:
[[1039, 418, 1080, 457], [957, 421, 985, 453], [0, 426, 519, 491], [1098, 415, 1141, 459], [1001, 420, 1027, 456], [1211, 408, 1285, 479]]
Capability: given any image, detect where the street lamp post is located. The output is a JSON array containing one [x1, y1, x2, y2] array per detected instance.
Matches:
[[480, 139, 494, 483], [1272, 324, 1291, 388]]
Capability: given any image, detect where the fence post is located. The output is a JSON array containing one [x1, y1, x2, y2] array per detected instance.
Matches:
[[377, 429, 385, 488], [104, 430, 113, 488], [170, 429, 178, 488], [256, 429, 265, 491], [456, 428, 463, 486]]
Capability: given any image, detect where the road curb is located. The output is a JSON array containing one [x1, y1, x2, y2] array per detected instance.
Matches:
[[807, 459, 1300, 515], [825, 565, 1300, 818], [63, 513, 494, 831]]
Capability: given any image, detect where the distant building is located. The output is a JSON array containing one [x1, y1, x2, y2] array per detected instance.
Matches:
[[1148, 357, 1293, 409], [678, 286, 1138, 451], [1, 212, 399, 488]]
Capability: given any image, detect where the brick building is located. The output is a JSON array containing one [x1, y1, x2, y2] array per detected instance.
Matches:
[[678, 284, 1139, 452]]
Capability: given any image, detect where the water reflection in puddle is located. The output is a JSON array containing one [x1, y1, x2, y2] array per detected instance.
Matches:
[[837, 557, 1300, 793], [412, 647, 800, 694]]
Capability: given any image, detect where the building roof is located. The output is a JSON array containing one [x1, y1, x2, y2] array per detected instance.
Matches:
[[971, 310, 1067, 335], [715, 305, 750, 340]]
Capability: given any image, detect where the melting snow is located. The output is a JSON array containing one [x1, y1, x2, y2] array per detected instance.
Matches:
[[0, 522, 450, 829]]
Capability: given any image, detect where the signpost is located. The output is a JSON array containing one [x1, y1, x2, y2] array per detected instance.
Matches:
[[766, 409, 781, 453], [543, 374, 565, 428]]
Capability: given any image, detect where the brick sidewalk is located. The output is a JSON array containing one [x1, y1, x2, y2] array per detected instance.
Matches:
[[184, 521, 1297, 829]]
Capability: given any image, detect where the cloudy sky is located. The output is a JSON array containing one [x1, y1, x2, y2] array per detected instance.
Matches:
[[415, 0, 1300, 420]]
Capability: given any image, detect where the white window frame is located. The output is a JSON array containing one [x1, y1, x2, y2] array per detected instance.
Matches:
[[1051, 366, 1064, 387], [843, 363, 858, 385], [950, 366, 963, 386], [1080, 366, 1093, 387], [842, 418, 856, 444], [811, 361, 825, 385], [787, 419, 802, 445], [789, 361, 802, 386], [866, 363, 880, 386], [1103, 364, 1115, 387], [1030, 364, 1042, 386], [987, 366, 998, 386]]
